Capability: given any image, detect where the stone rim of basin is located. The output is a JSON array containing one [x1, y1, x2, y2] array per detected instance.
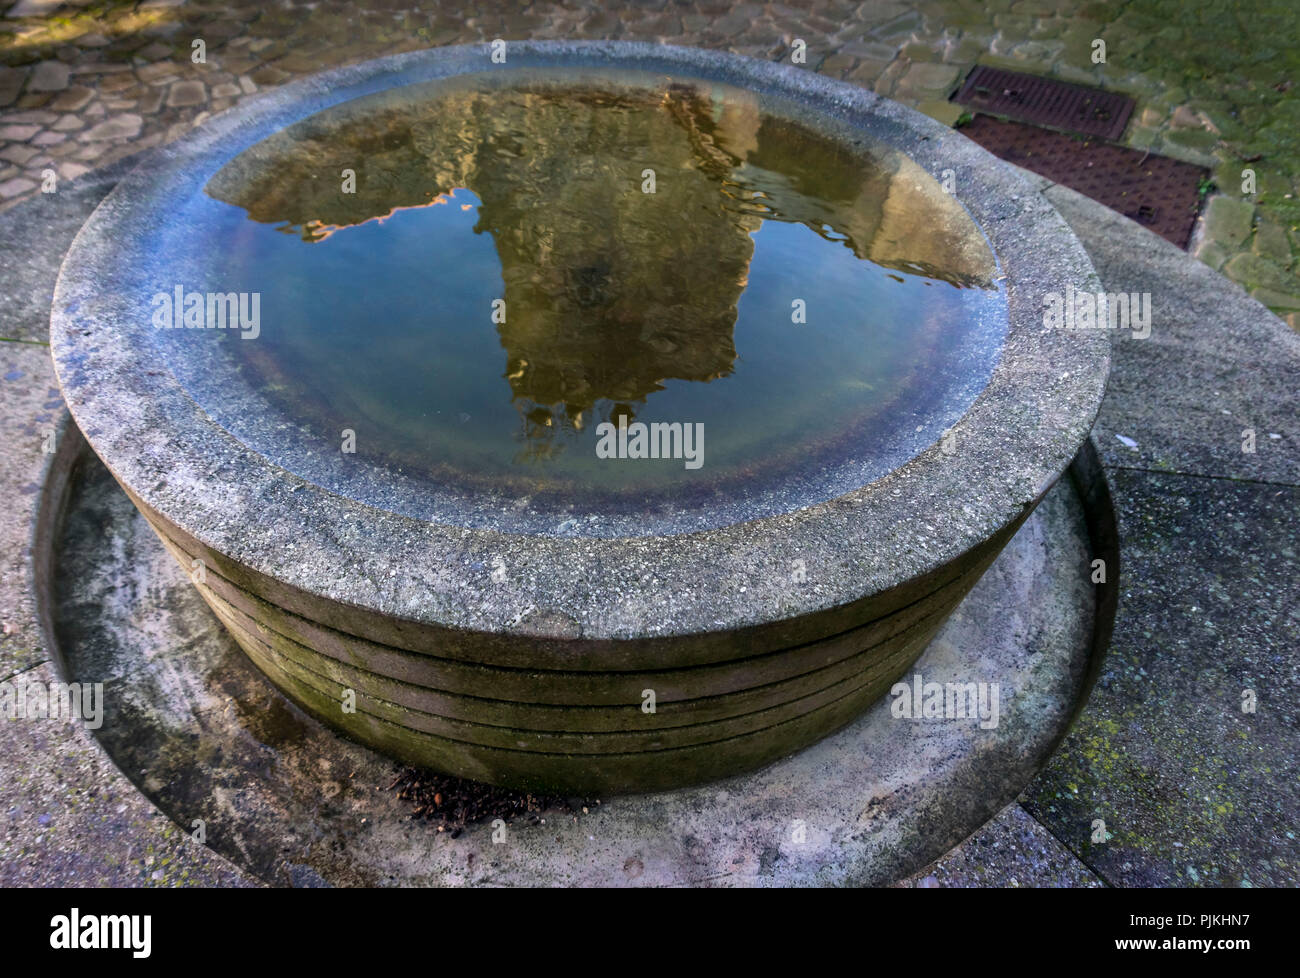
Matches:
[[50, 41, 1109, 660]]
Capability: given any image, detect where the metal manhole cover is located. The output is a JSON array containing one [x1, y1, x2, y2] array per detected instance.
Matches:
[[960, 114, 1207, 249], [954, 65, 1135, 141]]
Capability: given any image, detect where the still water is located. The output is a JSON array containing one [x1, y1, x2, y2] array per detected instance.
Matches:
[[153, 69, 1005, 533]]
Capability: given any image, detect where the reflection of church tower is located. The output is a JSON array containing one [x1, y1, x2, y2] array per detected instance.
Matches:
[[462, 85, 762, 436], [205, 75, 994, 443], [206, 82, 765, 442]]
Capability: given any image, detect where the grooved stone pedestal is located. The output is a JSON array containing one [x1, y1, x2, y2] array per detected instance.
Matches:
[[47, 431, 1110, 887], [49, 42, 1108, 793]]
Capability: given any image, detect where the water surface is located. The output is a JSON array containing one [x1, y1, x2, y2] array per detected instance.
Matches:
[[151, 68, 1006, 534]]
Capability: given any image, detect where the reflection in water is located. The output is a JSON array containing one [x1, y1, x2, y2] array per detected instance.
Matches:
[[167, 70, 1004, 526], [205, 75, 995, 456]]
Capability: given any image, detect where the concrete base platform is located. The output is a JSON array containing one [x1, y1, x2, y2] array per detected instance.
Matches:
[[5, 76, 1296, 890], [42, 432, 1111, 886]]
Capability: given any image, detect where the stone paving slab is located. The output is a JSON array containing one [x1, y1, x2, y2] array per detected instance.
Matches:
[[1044, 183, 1300, 487], [1020, 182, 1300, 889], [0, 153, 134, 342], [1022, 471, 1299, 888], [0, 341, 60, 680], [901, 802, 1105, 887], [0, 663, 255, 886]]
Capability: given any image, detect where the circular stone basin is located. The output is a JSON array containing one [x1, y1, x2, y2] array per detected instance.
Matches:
[[51, 42, 1109, 794]]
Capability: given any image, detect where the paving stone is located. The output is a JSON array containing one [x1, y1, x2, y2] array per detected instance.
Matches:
[[846, 58, 891, 84], [900, 60, 960, 91], [73, 142, 107, 162], [871, 9, 923, 41], [1008, 39, 1063, 61], [841, 39, 901, 61], [901, 41, 942, 62], [0, 143, 38, 166], [31, 130, 64, 147], [943, 36, 985, 62], [1124, 123, 1161, 151], [1250, 287, 1300, 312], [1161, 125, 1219, 153], [74, 34, 112, 48], [711, 9, 753, 37], [819, 53, 855, 74], [0, 67, 27, 108], [900, 804, 1104, 887], [26, 60, 70, 93], [1192, 237, 1229, 272], [165, 79, 207, 108], [1052, 61, 1102, 86], [1024, 472, 1300, 888], [1251, 221, 1293, 263], [1136, 105, 1164, 127], [993, 12, 1034, 35], [219, 55, 260, 76], [137, 42, 175, 61], [137, 87, 164, 114], [915, 98, 965, 126], [95, 73, 137, 94], [0, 124, 39, 141], [137, 62, 180, 84], [1201, 194, 1255, 248], [3, 109, 55, 124], [210, 82, 241, 99], [80, 113, 142, 141], [68, 63, 133, 75], [0, 176, 37, 198], [49, 85, 93, 112], [249, 65, 290, 86], [1223, 253, 1294, 292], [201, 21, 246, 43]]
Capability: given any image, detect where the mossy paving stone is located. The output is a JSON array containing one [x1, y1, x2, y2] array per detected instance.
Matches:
[[1017, 177, 1300, 887], [1022, 472, 1300, 888]]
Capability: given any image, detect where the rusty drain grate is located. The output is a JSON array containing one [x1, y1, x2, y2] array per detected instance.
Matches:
[[954, 65, 1135, 141], [960, 114, 1208, 249]]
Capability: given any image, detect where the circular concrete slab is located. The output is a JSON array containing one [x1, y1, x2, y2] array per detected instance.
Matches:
[[46, 430, 1112, 886]]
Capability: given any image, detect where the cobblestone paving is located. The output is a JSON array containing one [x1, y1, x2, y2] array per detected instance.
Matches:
[[1, 1, 1297, 327]]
